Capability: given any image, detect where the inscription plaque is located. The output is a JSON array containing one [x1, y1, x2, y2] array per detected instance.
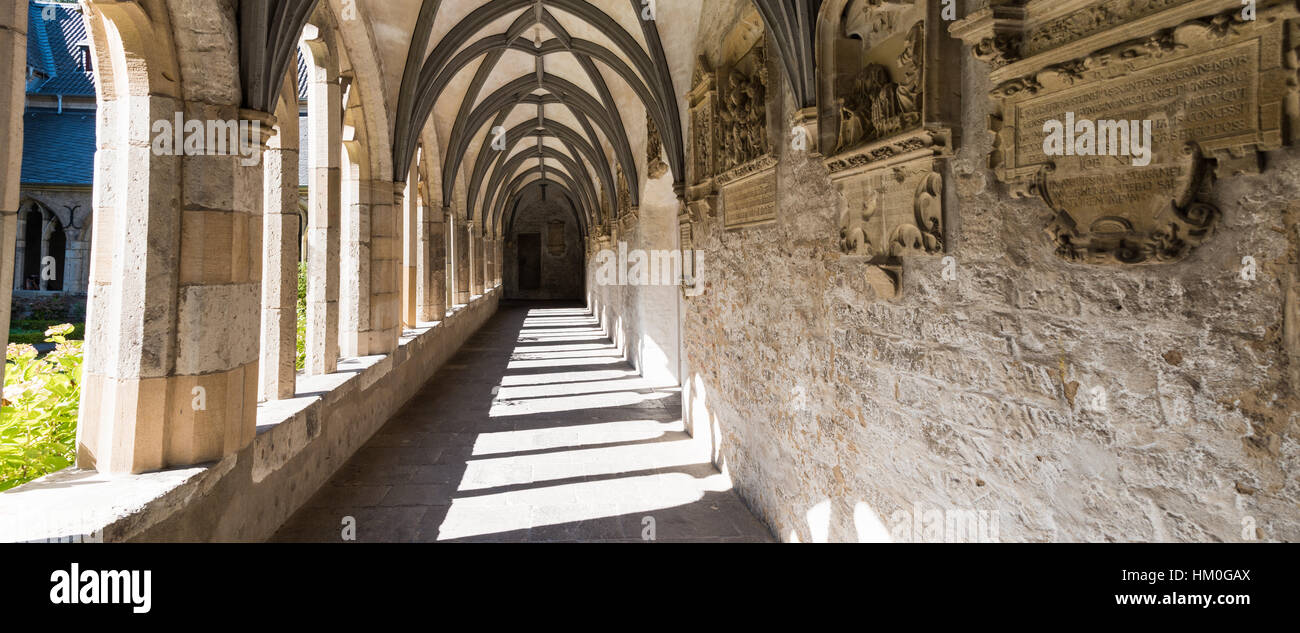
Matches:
[[955, 2, 1300, 265], [723, 169, 777, 229]]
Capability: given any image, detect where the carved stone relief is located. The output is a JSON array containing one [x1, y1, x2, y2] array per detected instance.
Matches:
[[687, 56, 720, 219], [819, 0, 960, 298], [715, 9, 778, 230], [616, 163, 631, 217], [717, 42, 771, 178], [647, 113, 668, 180], [952, 1, 1300, 265]]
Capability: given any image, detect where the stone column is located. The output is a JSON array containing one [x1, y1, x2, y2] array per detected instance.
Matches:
[[444, 207, 455, 310], [455, 219, 470, 304], [78, 98, 273, 473], [259, 94, 299, 401], [418, 197, 447, 321], [0, 3, 23, 389], [401, 175, 418, 328], [495, 239, 503, 287], [470, 223, 484, 296], [306, 63, 341, 376], [342, 176, 401, 355], [492, 238, 500, 288], [340, 175, 371, 357], [66, 227, 91, 294], [38, 229, 50, 291], [484, 238, 494, 290], [367, 180, 399, 352], [11, 219, 23, 292]]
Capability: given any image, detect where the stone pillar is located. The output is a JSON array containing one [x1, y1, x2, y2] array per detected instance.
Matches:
[[66, 228, 91, 294], [0, 3, 23, 389], [484, 238, 494, 290], [367, 180, 399, 351], [495, 239, 503, 287], [470, 224, 484, 296], [418, 197, 447, 321], [342, 176, 400, 355], [78, 98, 274, 473], [492, 238, 500, 288], [455, 219, 470, 304], [306, 64, 341, 376], [11, 216, 23, 292], [260, 100, 299, 401], [38, 229, 50, 291], [444, 207, 455, 310], [401, 175, 418, 328], [340, 175, 371, 357]]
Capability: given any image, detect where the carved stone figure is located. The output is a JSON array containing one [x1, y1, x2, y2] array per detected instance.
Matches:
[[719, 64, 767, 173], [839, 188, 878, 257], [834, 22, 924, 153]]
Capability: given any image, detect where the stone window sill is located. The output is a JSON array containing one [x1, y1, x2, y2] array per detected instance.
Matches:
[[0, 287, 501, 542]]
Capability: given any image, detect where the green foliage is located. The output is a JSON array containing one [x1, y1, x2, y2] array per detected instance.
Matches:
[[296, 260, 307, 371], [9, 320, 85, 345], [1, 325, 83, 492]]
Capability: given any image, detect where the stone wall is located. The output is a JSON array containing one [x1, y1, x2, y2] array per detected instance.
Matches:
[[666, 0, 1300, 542], [505, 199, 584, 301], [589, 229, 643, 375], [14, 187, 92, 297]]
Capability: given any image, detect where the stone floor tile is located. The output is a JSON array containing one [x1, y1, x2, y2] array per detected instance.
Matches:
[[273, 303, 774, 543]]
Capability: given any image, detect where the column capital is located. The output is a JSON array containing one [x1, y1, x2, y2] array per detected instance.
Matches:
[[239, 109, 279, 151]]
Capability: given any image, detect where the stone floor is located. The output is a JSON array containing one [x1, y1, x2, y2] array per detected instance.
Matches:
[[272, 302, 774, 542]]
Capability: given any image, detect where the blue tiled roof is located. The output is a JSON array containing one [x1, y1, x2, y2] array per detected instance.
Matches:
[[21, 110, 96, 186], [298, 48, 309, 102], [27, 2, 95, 98], [297, 47, 309, 188], [300, 115, 310, 187]]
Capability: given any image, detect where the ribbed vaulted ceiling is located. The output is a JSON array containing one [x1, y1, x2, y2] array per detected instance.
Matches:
[[377, 0, 685, 239], [255, 0, 820, 237]]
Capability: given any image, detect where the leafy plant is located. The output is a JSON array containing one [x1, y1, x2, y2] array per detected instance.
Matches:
[[296, 260, 307, 371], [8, 320, 84, 345], [0, 324, 83, 491]]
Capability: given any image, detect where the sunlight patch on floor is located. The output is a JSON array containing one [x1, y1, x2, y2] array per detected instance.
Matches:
[[499, 368, 638, 386], [471, 419, 685, 456], [496, 376, 664, 400]]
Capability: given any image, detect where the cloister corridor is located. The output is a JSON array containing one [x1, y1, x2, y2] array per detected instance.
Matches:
[[2, 0, 1296, 547], [273, 304, 773, 543]]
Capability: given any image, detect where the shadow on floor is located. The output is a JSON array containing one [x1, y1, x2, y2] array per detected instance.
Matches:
[[271, 301, 774, 543]]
